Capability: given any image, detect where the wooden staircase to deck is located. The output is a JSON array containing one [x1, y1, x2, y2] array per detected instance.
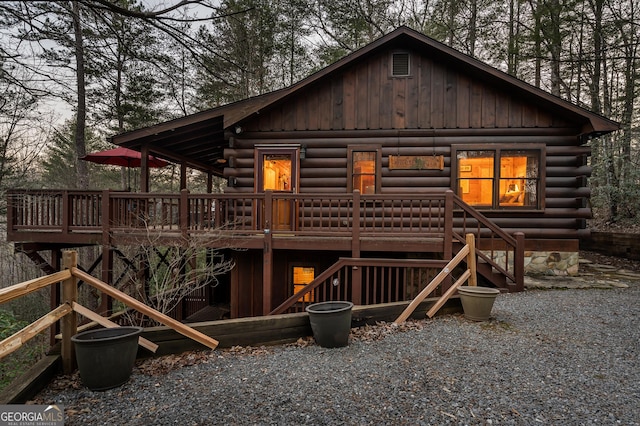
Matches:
[[476, 262, 508, 289]]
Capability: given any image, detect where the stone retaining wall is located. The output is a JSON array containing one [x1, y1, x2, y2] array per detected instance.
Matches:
[[525, 251, 579, 276], [483, 231, 638, 277], [485, 250, 580, 276]]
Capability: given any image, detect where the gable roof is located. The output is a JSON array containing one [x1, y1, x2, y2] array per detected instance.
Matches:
[[111, 26, 619, 174]]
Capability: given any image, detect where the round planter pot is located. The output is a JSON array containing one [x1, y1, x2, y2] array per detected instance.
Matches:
[[305, 301, 354, 348], [458, 286, 500, 321], [72, 326, 143, 391]]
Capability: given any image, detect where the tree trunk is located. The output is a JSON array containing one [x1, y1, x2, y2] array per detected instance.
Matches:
[[589, 0, 604, 114], [547, 0, 562, 97], [71, 1, 88, 189], [468, 0, 477, 56]]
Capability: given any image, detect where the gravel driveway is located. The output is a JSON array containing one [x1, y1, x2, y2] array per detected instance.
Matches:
[[34, 282, 639, 425]]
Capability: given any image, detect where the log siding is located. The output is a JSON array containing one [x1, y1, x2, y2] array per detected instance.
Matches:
[[223, 128, 590, 244], [222, 39, 595, 249]]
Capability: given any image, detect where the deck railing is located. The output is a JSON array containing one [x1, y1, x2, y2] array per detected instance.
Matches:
[[270, 236, 479, 316], [8, 189, 449, 237], [452, 194, 524, 291], [269, 257, 450, 315], [7, 188, 523, 290]]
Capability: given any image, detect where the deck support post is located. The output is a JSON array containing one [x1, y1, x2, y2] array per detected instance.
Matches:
[[180, 189, 189, 239], [442, 190, 454, 292], [207, 172, 213, 194], [100, 190, 113, 315], [514, 232, 525, 291], [140, 145, 149, 192], [263, 191, 273, 315], [180, 162, 188, 191], [61, 251, 78, 374], [351, 190, 362, 305], [62, 191, 70, 235]]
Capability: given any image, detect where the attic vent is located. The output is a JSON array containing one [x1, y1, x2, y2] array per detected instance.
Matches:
[[392, 53, 410, 76]]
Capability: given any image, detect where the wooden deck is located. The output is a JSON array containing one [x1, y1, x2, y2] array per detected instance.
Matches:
[[7, 189, 524, 315], [8, 190, 504, 247], [7, 188, 523, 282]]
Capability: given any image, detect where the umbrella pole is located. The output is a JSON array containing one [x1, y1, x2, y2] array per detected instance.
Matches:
[[121, 166, 128, 191]]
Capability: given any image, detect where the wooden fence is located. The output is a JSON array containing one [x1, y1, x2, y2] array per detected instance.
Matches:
[[0, 251, 219, 374]]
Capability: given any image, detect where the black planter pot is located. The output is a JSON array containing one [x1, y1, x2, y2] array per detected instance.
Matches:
[[71, 326, 143, 391], [305, 301, 353, 348]]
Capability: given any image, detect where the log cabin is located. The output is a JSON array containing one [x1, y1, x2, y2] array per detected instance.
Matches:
[[7, 27, 619, 321]]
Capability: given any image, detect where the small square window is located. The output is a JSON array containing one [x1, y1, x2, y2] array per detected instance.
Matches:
[[392, 53, 410, 76]]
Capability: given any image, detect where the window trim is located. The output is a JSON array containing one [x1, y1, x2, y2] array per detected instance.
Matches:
[[452, 144, 546, 211], [347, 145, 382, 193], [254, 144, 300, 193]]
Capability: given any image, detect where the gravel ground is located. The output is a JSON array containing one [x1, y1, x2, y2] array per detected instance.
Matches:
[[34, 279, 639, 426]]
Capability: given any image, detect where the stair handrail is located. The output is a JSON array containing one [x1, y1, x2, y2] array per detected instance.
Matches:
[[269, 257, 452, 315], [452, 193, 524, 290], [269, 258, 350, 315]]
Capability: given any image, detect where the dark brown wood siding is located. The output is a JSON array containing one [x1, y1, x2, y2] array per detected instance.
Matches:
[[231, 251, 262, 318], [245, 50, 572, 133], [230, 249, 345, 318]]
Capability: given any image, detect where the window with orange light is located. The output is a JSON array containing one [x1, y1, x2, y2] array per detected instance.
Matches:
[[293, 266, 315, 302], [262, 154, 292, 191], [455, 147, 542, 209], [352, 151, 376, 194]]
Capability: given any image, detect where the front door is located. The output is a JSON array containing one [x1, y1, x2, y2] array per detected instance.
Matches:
[[256, 147, 299, 230]]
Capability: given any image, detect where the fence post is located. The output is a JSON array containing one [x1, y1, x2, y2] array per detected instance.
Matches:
[[100, 190, 113, 315], [466, 233, 477, 286], [180, 189, 189, 239], [351, 190, 362, 305], [61, 250, 78, 374], [442, 190, 454, 292]]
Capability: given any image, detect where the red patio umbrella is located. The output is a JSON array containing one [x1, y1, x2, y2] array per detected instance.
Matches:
[[82, 147, 169, 168], [82, 147, 169, 190]]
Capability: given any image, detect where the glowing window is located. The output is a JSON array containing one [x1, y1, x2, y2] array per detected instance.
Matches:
[[293, 266, 315, 302], [456, 147, 542, 209], [262, 155, 291, 191], [457, 151, 495, 207], [348, 146, 380, 194], [352, 151, 377, 194]]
